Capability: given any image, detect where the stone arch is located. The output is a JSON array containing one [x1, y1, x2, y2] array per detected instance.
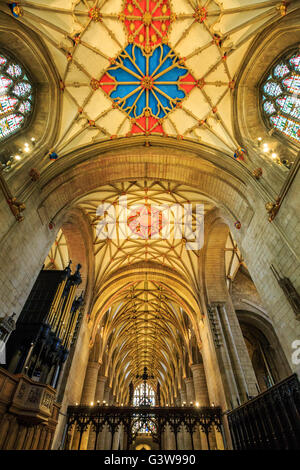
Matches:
[[39, 145, 255, 232], [236, 309, 291, 384], [202, 212, 229, 304], [59, 208, 95, 308]]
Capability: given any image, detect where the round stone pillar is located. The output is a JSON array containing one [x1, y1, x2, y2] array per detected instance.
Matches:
[[191, 363, 217, 449], [184, 377, 195, 404], [104, 386, 113, 449], [88, 375, 107, 449], [180, 387, 191, 450], [191, 364, 209, 406], [184, 377, 201, 450], [104, 384, 111, 404], [95, 375, 107, 403], [81, 361, 100, 405], [79, 361, 100, 449], [175, 394, 184, 449]]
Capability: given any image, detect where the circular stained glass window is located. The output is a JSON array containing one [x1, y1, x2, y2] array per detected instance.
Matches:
[[261, 49, 300, 144], [0, 51, 34, 142]]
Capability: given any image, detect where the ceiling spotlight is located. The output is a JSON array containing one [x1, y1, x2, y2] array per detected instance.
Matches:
[[90, 401, 94, 406], [15, 155, 21, 161], [271, 153, 277, 159], [31, 137, 35, 142], [263, 144, 269, 152], [195, 402, 199, 407]]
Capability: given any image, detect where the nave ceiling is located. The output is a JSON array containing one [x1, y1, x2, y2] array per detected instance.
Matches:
[[44, 178, 248, 393]]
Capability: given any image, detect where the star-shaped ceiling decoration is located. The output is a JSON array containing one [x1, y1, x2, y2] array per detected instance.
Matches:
[[4, 0, 290, 156], [95, 43, 197, 135]]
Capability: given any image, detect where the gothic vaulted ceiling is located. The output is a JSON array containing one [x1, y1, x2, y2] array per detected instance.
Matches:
[[2, 0, 289, 159], [47, 180, 235, 393], [25, 0, 283, 389]]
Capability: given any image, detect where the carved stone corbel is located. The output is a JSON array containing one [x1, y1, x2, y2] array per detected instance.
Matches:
[[0, 169, 25, 222]]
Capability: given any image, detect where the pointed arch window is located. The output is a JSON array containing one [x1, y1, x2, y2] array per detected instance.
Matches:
[[133, 383, 155, 406], [0, 52, 34, 141], [261, 49, 300, 144]]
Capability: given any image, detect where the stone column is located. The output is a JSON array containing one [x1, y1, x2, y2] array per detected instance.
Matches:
[[81, 361, 100, 404], [87, 375, 107, 450], [184, 377, 195, 405], [219, 302, 258, 398], [96, 382, 110, 449], [79, 361, 100, 449], [191, 364, 209, 406], [180, 387, 191, 450], [102, 385, 113, 450], [191, 363, 217, 449], [175, 394, 184, 450], [104, 384, 111, 404], [184, 377, 201, 450]]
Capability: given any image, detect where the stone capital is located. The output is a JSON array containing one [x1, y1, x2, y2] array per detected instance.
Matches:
[[184, 377, 194, 385], [190, 363, 205, 374], [97, 375, 107, 384], [87, 361, 100, 370]]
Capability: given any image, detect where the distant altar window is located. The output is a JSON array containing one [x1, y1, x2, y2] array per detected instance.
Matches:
[[133, 383, 155, 406], [261, 49, 300, 144], [0, 52, 34, 141]]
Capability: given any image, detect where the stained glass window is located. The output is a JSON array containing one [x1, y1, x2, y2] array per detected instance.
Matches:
[[133, 383, 155, 406], [0, 52, 33, 141], [261, 50, 300, 144], [132, 417, 157, 435], [132, 383, 157, 435], [273, 63, 289, 78]]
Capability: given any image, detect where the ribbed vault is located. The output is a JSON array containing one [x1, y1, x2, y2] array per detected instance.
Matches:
[[76, 179, 215, 292], [65, 177, 218, 401], [94, 279, 195, 403], [1, 0, 291, 159]]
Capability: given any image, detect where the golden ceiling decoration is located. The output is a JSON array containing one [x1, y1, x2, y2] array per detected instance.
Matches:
[[2, 0, 288, 158], [73, 179, 210, 387]]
